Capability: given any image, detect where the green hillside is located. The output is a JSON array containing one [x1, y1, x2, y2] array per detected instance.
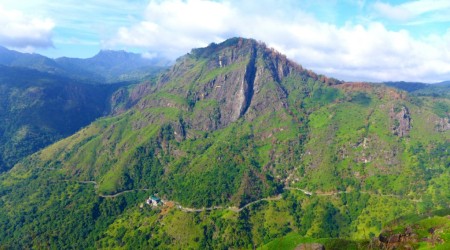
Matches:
[[0, 66, 126, 172], [0, 38, 449, 249]]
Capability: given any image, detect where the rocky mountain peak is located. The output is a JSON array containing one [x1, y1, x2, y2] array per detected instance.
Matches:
[[187, 37, 303, 82], [151, 37, 341, 131], [93, 49, 136, 60]]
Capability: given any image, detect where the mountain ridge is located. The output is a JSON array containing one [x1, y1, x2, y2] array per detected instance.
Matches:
[[0, 45, 170, 83]]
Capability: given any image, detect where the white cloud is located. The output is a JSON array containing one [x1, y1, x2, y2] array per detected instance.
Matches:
[[107, 0, 235, 58], [142, 51, 157, 59], [373, 2, 413, 21], [373, 0, 450, 23], [0, 5, 54, 50], [107, 0, 450, 82], [403, 0, 450, 16]]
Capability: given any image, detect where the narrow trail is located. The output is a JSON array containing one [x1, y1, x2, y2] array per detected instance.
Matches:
[[179, 194, 283, 213], [286, 187, 423, 202], [179, 206, 224, 213], [77, 180, 97, 186], [284, 187, 313, 196], [71, 180, 149, 198], [99, 189, 150, 198], [233, 194, 282, 212], [72, 180, 422, 213], [73, 180, 283, 213]]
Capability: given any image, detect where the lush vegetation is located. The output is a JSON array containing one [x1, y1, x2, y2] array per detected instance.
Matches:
[[0, 66, 124, 172], [0, 38, 449, 249]]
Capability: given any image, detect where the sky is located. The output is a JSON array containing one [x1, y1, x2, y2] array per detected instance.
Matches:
[[0, 0, 450, 82]]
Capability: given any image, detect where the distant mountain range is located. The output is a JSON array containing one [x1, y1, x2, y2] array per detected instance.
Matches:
[[384, 81, 450, 98], [0, 46, 171, 83]]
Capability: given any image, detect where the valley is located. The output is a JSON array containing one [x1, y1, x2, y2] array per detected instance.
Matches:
[[0, 48, 168, 172]]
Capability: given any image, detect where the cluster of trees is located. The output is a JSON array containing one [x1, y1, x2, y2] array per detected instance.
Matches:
[[0, 169, 148, 249]]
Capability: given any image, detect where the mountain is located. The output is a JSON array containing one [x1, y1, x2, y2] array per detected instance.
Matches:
[[436, 80, 450, 86], [383, 81, 429, 92], [384, 81, 450, 98], [0, 65, 128, 172], [0, 46, 63, 74], [0, 46, 170, 83], [56, 50, 171, 82], [16, 37, 343, 206], [0, 38, 449, 249]]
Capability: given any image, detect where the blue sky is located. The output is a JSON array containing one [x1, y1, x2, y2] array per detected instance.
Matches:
[[0, 0, 450, 82]]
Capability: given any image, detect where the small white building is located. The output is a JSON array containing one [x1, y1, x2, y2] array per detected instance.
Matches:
[[146, 196, 162, 207]]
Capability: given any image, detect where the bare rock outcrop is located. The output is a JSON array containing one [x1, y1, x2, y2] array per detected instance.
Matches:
[[294, 243, 325, 250], [390, 106, 411, 137], [436, 117, 450, 132], [376, 227, 418, 249]]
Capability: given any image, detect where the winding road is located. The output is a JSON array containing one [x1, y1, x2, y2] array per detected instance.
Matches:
[[179, 194, 283, 213], [71, 180, 150, 198], [285, 187, 423, 202], [72, 180, 422, 213], [99, 189, 150, 198]]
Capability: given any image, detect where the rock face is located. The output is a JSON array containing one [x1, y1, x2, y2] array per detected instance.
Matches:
[[436, 117, 450, 132], [376, 227, 418, 249], [375, 225, 448, 249], [110, 82, 156, 115], [390, 106, 411, 137], [154, 37, 335, 131]]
